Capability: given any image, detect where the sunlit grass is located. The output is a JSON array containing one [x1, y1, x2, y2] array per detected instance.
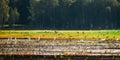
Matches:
[[0, 30, 120, 40]]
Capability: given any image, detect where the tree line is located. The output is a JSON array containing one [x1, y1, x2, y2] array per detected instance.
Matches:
[[0, 0, 120, 29]]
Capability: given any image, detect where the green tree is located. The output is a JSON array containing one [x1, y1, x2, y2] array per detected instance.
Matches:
[[0, 0, 9, 28], [29, 0, 59, 27], [9, 7, 19, 27]]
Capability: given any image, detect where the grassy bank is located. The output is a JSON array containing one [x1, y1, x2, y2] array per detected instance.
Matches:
[[0, 30, 120, 40]]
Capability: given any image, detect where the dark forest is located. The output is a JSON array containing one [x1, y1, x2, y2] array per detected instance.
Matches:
[[0, 0, 120, 30]]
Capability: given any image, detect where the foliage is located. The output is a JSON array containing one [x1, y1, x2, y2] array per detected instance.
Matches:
[[0, 0, 120, 29], [0, 0, 10, 28]]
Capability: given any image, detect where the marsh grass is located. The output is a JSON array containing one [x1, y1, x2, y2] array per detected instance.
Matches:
[[0, 30, 119, 41]]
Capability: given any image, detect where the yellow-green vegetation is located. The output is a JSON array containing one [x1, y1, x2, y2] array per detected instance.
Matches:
[[0, 30, 120, 40]]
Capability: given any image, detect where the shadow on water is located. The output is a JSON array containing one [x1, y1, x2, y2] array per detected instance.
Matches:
[[0, 55, 120, 60]]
